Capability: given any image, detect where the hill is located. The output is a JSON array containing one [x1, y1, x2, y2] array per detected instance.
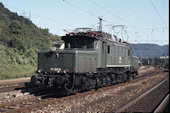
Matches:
[[131, 44, 169, 58], [0, 3, 60, 79]]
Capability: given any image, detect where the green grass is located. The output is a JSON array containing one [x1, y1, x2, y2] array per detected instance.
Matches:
[[0, 64, 36, 80], [0, 43, 37, 80]]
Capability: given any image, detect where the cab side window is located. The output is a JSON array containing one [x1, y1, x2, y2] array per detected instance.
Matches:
[[107, 45, 110, 54]]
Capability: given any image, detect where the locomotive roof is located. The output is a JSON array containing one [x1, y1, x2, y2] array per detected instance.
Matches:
[[61, 28, 131, 47]]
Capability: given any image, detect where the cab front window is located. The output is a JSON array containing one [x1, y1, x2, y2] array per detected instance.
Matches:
[[62, 36, 95, 49]]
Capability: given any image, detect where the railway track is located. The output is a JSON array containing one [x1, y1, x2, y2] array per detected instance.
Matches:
[[0, 70, 158, 94], [154, 94, 169, 113], [134, 71, 155, 80], [0, 90, 61, 113], [115, 77, 169, 112], [0, 83, 25, 93], [0, 70, 168, 113]]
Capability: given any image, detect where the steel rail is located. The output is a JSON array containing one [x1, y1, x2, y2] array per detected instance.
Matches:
[[154, 94, 169, 113], [114, 77, 169, 113]]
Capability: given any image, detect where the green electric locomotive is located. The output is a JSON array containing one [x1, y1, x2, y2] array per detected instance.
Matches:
[[31, 28, 139, 94]]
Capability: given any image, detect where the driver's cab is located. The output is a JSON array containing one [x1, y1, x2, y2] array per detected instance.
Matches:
[[61, 35, 96, 50]]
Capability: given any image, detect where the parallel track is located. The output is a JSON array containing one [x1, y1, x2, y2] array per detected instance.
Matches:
[[115, 77, 169, 112], [153, 94, 169, 113]]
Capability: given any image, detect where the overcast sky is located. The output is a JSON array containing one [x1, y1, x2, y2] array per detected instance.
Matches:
[[0, 0, 169, 45]]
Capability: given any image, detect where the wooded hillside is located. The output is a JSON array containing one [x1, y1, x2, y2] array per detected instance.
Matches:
[[0, 3, 60, 79]]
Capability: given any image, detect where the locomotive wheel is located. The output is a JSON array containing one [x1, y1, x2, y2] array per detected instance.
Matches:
[[119, 74, 123, 83], [122, 74, 127, 82], [106, 76, 111, 86], [128, 73, 134, 81], [129, 75, 133, 81], [95, 76, 102, 88], [74, 75, 82, 88], [43, 78, 49, 86], [115, 74, 121, 83], [81, 77, 87, 91], [95, 77, 99, 90], [133, 73, 136, 78], [111, 74, 116, 84]]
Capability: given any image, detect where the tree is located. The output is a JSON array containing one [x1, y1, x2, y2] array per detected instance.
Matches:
[[8, 20, 24, 34]]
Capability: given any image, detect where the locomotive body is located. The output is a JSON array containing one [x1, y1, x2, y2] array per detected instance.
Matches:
[[32, 28, 139, 94], [38, 49, 97, 74]]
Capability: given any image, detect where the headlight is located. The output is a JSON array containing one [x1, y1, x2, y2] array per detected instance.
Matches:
[[50, 68, 54, 71], [37, 69, 42, 73]]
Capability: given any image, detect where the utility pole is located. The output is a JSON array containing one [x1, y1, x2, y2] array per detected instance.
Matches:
[[137, 42, 142, 66], [98, 17, 102, 31], [29, 13, 31, 20], [151, 57, 155, 66], [22, 11, 25, 27]]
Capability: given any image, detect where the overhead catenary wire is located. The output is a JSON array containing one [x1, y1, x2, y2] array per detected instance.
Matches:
[[63, 0, 98, 19], [4, 3, 74, 28], [101, 0, 146, 26], [90, 0, 133, 26], [150, 0, 167, 28], [90, 0, 150, 34], [62, 0, 112, 30], [63, 0, 161, 36], [100, 0, 161, 36], [119, 0, 155, 27], [45, 0, 83, 18], [62, 1, 116, 28]]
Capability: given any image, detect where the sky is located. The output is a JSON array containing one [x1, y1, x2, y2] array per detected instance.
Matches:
[[0, 0, 169, 45]]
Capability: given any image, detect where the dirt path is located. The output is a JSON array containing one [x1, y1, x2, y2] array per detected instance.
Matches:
[[0, 77, 30, 86]]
